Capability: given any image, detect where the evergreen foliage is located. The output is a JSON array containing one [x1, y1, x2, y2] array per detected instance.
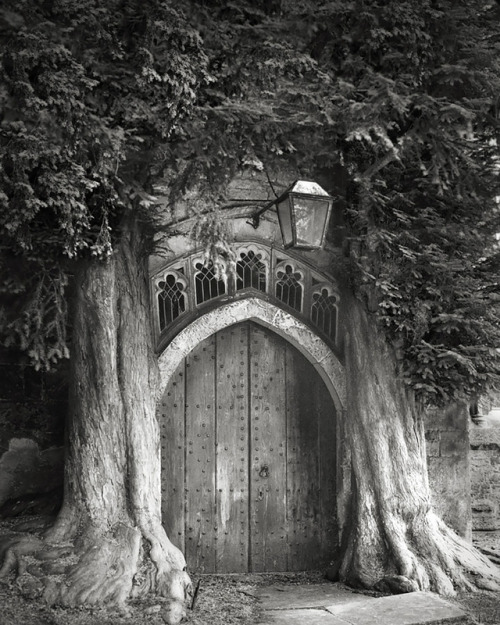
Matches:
[[0, 0, 210, 367], [1, 0, 500, 402]]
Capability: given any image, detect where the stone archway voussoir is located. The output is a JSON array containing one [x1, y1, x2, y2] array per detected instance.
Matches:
[[157, 298, 346, 410]]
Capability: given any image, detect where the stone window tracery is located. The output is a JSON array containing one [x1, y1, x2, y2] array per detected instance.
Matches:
[[152, 243, 340, 350], [236, 246, 268, 293], [275, 262, 303, 312], [156, 271, 188, 331], [193, 261, 226, 305], [311, 286, 338, 342]]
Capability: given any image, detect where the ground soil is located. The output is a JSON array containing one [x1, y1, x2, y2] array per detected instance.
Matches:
[[0, 574, 263, 625], [0, 517, 499, 624], [2, 570, 500, 625]]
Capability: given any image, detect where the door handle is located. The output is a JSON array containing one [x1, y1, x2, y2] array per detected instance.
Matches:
[[259, 464, 270, 478]]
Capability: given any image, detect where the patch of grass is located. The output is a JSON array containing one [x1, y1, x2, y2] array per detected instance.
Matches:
[[454, 591, 500, 625]]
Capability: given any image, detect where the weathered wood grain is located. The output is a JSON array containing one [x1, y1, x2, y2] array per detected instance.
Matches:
[[159, 363, 186, 553], [249, 324, 287, 572], [215, 324, 249, 573], [160, 321, 338, 573], [185, 336, 216, 572], [286, 347, 321, 570]]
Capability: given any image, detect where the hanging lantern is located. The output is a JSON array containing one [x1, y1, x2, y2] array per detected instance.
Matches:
[[275, 180, 333, 250]]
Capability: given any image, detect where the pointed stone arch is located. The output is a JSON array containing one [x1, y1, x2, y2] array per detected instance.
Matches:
[[157, 297, 346, 411]]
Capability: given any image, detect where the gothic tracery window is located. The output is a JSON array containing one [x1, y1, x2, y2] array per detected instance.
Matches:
[[154, 244, 340, 348], [236, 249, 267, 292], [157, 272, 187, 331], [275, 263, 303, 312], [311, 287, 337, 342], [194, 262, 226, 305]]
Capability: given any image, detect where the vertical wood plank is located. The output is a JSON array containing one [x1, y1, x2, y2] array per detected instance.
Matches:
[[215, 324, 249, 573], [185, 335, 217, 573], [249, 323, 287, 572], [319, 376, 338, 566], [159, 361, 186, 553], [159, 320, 338, 575], [286, 347, 321, 570]]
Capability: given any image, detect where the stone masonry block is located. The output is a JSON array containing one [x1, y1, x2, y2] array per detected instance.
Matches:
[[473, 517, 499, 531], [425, 440, 440, 458], [440, 430, 468, 457], [427, 455, 471, 537], [472, 500, 497, 514], [426, 403, 469, 432], [425, 429, 441, 441]]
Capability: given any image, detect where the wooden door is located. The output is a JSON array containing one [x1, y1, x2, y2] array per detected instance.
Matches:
[[159, 321, 337, 573]]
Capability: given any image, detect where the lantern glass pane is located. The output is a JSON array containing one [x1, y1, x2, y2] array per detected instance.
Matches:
[[277, 197, 294, 247], [292, 197, 331, 248]]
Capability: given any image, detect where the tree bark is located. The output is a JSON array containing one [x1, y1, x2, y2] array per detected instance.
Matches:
[[340, 288, 500, 595], [0, 218, 191, 623]]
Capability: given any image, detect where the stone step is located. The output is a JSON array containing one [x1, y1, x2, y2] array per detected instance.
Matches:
[[256, 583, 376, 611], [259, 587, 470, 625], [324, 591, 469, 625]]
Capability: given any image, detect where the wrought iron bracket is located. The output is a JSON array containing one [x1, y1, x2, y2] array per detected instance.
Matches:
[[247, 198, 277, 230]]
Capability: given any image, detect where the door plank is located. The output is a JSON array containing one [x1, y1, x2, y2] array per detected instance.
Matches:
[[318, 376, 338, 566], [286, 347, 322, 570], [215, 324, 250, 573], [185, 336, 217, 572], [160, 320, 338, 574], [249, 324, 288, 572], [159, 362, 186, 553]]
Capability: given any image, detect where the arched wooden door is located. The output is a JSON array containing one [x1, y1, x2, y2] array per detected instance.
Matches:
[[159, 321, 337, 573]]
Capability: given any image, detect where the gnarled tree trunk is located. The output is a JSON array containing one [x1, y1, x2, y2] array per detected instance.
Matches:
[[340, 289, 500, 595], [0, 219, 191, 624]]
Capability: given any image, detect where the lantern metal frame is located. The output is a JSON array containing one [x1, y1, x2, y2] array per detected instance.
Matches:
[[251, 179, 334, 250]]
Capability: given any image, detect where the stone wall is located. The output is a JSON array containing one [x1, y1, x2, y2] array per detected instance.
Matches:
[[425, 403, 471, 539], [470, 426, 500, 530]]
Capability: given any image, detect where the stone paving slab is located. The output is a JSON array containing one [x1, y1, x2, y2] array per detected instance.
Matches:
[[256, 583, 375, 610], [266, 608, 352, 624], [325, 591, 468, 625], [258, 586, 469, 625]]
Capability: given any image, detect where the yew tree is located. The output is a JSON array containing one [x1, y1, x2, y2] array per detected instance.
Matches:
[[0, 1, 209, 622], [1, 0, 500, 621]]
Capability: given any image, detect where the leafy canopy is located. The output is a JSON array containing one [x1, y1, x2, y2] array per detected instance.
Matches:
[[1, 0, 500, 404], [0, 0, 210, 366]]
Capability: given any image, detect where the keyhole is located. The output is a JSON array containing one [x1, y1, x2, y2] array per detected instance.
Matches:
[[259, 464, 270, 478]]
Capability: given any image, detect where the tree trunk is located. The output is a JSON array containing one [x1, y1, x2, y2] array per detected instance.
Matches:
[[0, 218, 191, 623], [340, 289, 500, 595]]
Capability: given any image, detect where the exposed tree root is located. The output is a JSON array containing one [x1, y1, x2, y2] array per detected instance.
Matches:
[[0, 521, 191, 624], [0, 233, 192, 624], [342, 290, 500, 600], [132, 520, 192, 624], [476, 547, 500, 567], [0, 533, 45, 578], [43, 523, 141, 607], [342, 508, 500, 596]]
